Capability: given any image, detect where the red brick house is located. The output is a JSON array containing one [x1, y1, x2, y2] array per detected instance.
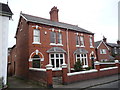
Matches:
[[95, 40, 114, 62], [14, 6, 96, 78], [103, 37, 120, 60]]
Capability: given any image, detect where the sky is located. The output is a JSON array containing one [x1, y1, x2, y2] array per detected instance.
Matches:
[[0, 0, 119, 47]]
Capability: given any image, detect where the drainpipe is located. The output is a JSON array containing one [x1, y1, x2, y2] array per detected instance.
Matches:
[[66, 28, 70, 73]]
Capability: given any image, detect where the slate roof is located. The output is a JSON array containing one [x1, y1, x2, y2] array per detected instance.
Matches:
[[0, 2, 13, 17], [74, 48, 88, 54], [21, 13, 94, 34], [95, 41, 101, 48], [47, 47, 66, 53], [106, 43, 119, 47]]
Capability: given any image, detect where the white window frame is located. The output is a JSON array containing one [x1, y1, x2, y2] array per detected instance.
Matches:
[[76, 54, 88, 68], [76, 35, 80, 47], [100, 49, 107, 54], [49, 53, 65, 69], [33, 29, 40, 44], [50, 31, 56, 44]]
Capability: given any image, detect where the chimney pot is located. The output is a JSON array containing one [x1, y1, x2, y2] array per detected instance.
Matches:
[[103, 36, 107, 43]]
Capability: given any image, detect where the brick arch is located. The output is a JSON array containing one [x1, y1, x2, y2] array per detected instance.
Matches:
[[29, 50, 44, 60]]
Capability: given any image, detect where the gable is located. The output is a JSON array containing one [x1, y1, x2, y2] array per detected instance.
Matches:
[[96, 41, 109, 50]]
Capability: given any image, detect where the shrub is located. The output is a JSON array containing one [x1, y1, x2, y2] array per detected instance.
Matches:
[[85, 67, 92, 70], [74, 60, 83, 72]]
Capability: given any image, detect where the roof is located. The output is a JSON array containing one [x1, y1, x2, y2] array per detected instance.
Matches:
[[47, 47, 66, 53], [0, 2, 13, 17], [106, 43, 119, 47], [95, 40, 109, 50], [21, 13, 94, 34], [95, 41, 101, 48], [74, 48, 88, 54]]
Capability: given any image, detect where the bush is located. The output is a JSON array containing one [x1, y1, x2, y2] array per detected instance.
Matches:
[[85, 67, 92, 70], [74, 60, 83, 72]]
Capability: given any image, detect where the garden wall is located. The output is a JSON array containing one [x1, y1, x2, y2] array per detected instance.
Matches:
[[29, 68, 47, 86]]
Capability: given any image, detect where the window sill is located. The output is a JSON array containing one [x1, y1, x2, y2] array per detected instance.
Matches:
[[76, 45, 85, 47], [50, 43, 63, 46], [32, 42, 41, 45], [52, 68, 62, 71], [90, 46, 94, 48]]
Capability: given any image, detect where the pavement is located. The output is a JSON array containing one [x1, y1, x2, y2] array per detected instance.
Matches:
[[8, 76, 44, 88], [53, 74, 120, 89]]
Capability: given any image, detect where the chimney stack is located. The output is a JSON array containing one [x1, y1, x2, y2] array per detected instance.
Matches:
[[103, 36, 107, 43], [49, 6, 59, 22]]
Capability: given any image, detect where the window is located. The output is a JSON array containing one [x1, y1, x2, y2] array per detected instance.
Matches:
[[89, 37, 93, 47], [50, 53, 64, 68], [100, 49, 106, 54], [50, 31, 63, 45], [76, 35, 79, 46], [80, 36, 84, 46], [58, 32, 62, 44], [50, 31, 56, 44], [32, 55, 41, 68], [33, 29, 40, 43], [76, 54, 88, 67], [114, 47, 117, 54], [76, 35, 84, 47]]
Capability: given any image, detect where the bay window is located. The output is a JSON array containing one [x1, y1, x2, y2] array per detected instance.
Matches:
[[76, 54, 88, 67], [49, 53, 64, 68]]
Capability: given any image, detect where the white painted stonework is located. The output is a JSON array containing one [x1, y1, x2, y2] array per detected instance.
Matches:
[[0, 15, 9, 85]]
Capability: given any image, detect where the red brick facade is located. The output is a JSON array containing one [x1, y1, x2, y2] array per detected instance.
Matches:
[[14, 7, 96, 78], [95, 41, 110, 62]]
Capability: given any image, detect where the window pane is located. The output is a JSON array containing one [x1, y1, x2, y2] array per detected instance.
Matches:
[[89, 37, 93, 46], [50, 32, 56, 43], [58, 32, 62, 44], [81, 54, 83, 57], [51, 54, 54, 58], [77, 54, 80, 57], [85, 58, 87, 65], [34, 37, 40, 42], [51, 59, 54, 68], [80, 36, 84, 46], [76, 35, 79, 45], [56, 54, 59, 58], [56, 59, 59, 68], [60, 59, 63, 65], [60, 54, 63, 58]]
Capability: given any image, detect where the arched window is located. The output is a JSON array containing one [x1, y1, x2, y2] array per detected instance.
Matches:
[[32, 55, 41, 68]]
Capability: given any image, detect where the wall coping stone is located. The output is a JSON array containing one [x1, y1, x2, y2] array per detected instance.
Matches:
[[67, 69, 98, 76], [100, 66, 118, 71], [29, 68, 46, 71]]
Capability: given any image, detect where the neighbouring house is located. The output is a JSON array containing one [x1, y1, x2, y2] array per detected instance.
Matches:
[[95, 39, 114, 62], [0, 2, 13, 88], [103, 37, 120, 60], [14, 6, 96, 79], [8, 45, 16, 76]]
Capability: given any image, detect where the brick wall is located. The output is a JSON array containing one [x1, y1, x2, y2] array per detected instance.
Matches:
[[96, 42, 110, 61], [29, 70, 47, 86], [16, 17, 29, 78]]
